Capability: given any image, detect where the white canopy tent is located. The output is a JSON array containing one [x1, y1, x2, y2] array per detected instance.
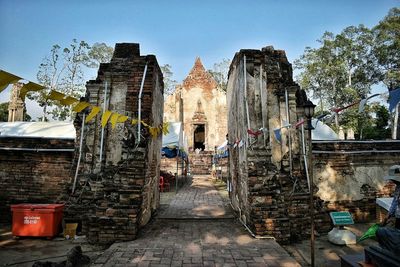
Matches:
[[162, 122, 183, 148], [311, 119, 339, 140], [0, 122, 75, 139]]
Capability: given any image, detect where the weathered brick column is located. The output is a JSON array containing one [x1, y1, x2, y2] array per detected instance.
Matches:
[[227, 46, 330, 243], [66, 43, 163, 245]]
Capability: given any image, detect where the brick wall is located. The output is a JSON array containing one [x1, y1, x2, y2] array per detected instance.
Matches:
[[313, 140, 400, 222], [0, 137, 74, 223], [63, 43, 164, 245], [160, 157, 178, 175], [189, 151, 213, 175]]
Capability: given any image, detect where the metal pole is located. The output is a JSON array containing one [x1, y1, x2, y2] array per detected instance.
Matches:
[[176, 150, 178, 193], [301, 122, 310, 191], [393, 102, 399, 139], [307, 118, 315, 267], [137, 63, 148, 146], [259, 64, 267, 146], [72, 113, 86, 194], [243, 55, 250, 143], [285, 89, 293, 176], [99, 80, 108, 167]]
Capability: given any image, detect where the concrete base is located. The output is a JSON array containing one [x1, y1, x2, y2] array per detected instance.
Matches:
[[328, 227, 357, 245]]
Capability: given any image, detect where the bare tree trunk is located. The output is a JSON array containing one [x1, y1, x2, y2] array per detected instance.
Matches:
[[42, 103, 47, 122], [348, 69, 352, 87]]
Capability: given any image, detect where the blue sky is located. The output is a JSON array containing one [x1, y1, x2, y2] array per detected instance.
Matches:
[[0, 0, 398, 119]]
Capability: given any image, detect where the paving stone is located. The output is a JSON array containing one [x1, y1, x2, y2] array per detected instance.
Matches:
[[91, 175, 300, 266]]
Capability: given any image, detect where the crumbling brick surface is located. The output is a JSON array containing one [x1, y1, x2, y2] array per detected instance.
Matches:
[[0, 137, 74, 223], [189, 151, 213, 175], [227, 46, 314, 244], [63, 43, 163, 245], [226, 45, 400, 244], [313, 141, 400, 223]]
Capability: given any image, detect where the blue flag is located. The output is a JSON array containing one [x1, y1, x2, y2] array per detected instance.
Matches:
[[389, 88, 400, 112], [273, 128, 282, 144]]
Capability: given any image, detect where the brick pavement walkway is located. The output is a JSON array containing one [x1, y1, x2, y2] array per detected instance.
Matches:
[[158, 175, 234, 219], [91, 175, 300, 267]]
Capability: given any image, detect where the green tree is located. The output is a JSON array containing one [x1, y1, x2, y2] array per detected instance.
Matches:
[[0, 102, 30, 122], [373, 7, 400, 139], [160, 64, 177, 96], [0, 102, 8, 121], [336, 25, 380, 97], [32, 40, 90, 121], [295, 27, 383, 133], [87, 42, 114, 68], [208, 58, 231, 92], [362, 104, 391, 139], [295, 32, 349, 128], [31, 40, 113, 121], [373, 7, 400, 90]]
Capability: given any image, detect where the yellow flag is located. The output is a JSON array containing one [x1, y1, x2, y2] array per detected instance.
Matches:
[[48, 90, 66, 101], [109, 113, 120, 129], [131, 119, 138, 125], [72, 101, 90, 112], [101, 110, 112, 128], [149, 127, 158, 138], [141, 121, 149, 128], [60, 96, 79, 106], [0, 70, 21, 93], [117, 115, 128, 123], [85, 106, 101, 123], [19, 82, 45, 100], [162, 122, 169, 135]]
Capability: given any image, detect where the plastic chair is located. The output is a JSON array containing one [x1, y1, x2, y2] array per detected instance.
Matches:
[[159, 176, 170, 192]]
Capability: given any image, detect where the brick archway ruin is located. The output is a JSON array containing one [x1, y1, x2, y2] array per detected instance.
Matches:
[[66, 43, 164, 245], [226, 46, 329, 243]]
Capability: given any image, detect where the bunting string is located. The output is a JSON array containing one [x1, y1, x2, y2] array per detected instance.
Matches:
[[0, 69, 169, 138]]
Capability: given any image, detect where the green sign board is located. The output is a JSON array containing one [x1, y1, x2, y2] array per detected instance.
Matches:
[[330, 211, 354, 226]]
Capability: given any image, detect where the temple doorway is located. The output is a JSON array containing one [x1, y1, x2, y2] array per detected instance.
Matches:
[[194, 124, 205, 150]]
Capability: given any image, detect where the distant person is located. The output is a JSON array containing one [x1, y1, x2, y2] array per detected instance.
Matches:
[[375, 165, 400, 255], [381, 165, 400, 229]]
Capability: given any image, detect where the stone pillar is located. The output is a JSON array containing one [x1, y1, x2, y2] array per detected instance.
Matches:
[[339, 127, 345, 140], [347, 128, 355, 140], [8, 83, 25, 122]]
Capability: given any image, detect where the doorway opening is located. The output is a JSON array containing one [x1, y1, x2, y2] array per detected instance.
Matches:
[[194, 124, 205, 150]]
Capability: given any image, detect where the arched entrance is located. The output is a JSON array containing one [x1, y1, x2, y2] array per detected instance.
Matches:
[[193, 124, 205, 150]]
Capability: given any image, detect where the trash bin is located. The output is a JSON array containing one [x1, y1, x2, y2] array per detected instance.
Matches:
[[11, 204, 65, 238]]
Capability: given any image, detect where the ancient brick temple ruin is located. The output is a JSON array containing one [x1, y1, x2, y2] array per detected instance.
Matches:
[[65, 43, 163, 245], [226, 46, 400, 244], [164, 58, 227, 174], [226, 46, 330, 243], [164, 57, 227, 151]]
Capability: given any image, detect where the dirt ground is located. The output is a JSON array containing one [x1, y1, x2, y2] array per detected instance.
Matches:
[[0, 224, 103, 267], [282, 224, 379, 266]]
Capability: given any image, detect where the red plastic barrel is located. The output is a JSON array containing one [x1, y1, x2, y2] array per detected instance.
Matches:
[[11, 204, 65, 237]]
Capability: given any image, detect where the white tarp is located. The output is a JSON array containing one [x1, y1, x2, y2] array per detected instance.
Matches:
[[312, 119, 339, 140], [162, 122, 183, 148], [376, 197, 393, 211], [217, 140, 228, 151], [0, 121, 75, 139]]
